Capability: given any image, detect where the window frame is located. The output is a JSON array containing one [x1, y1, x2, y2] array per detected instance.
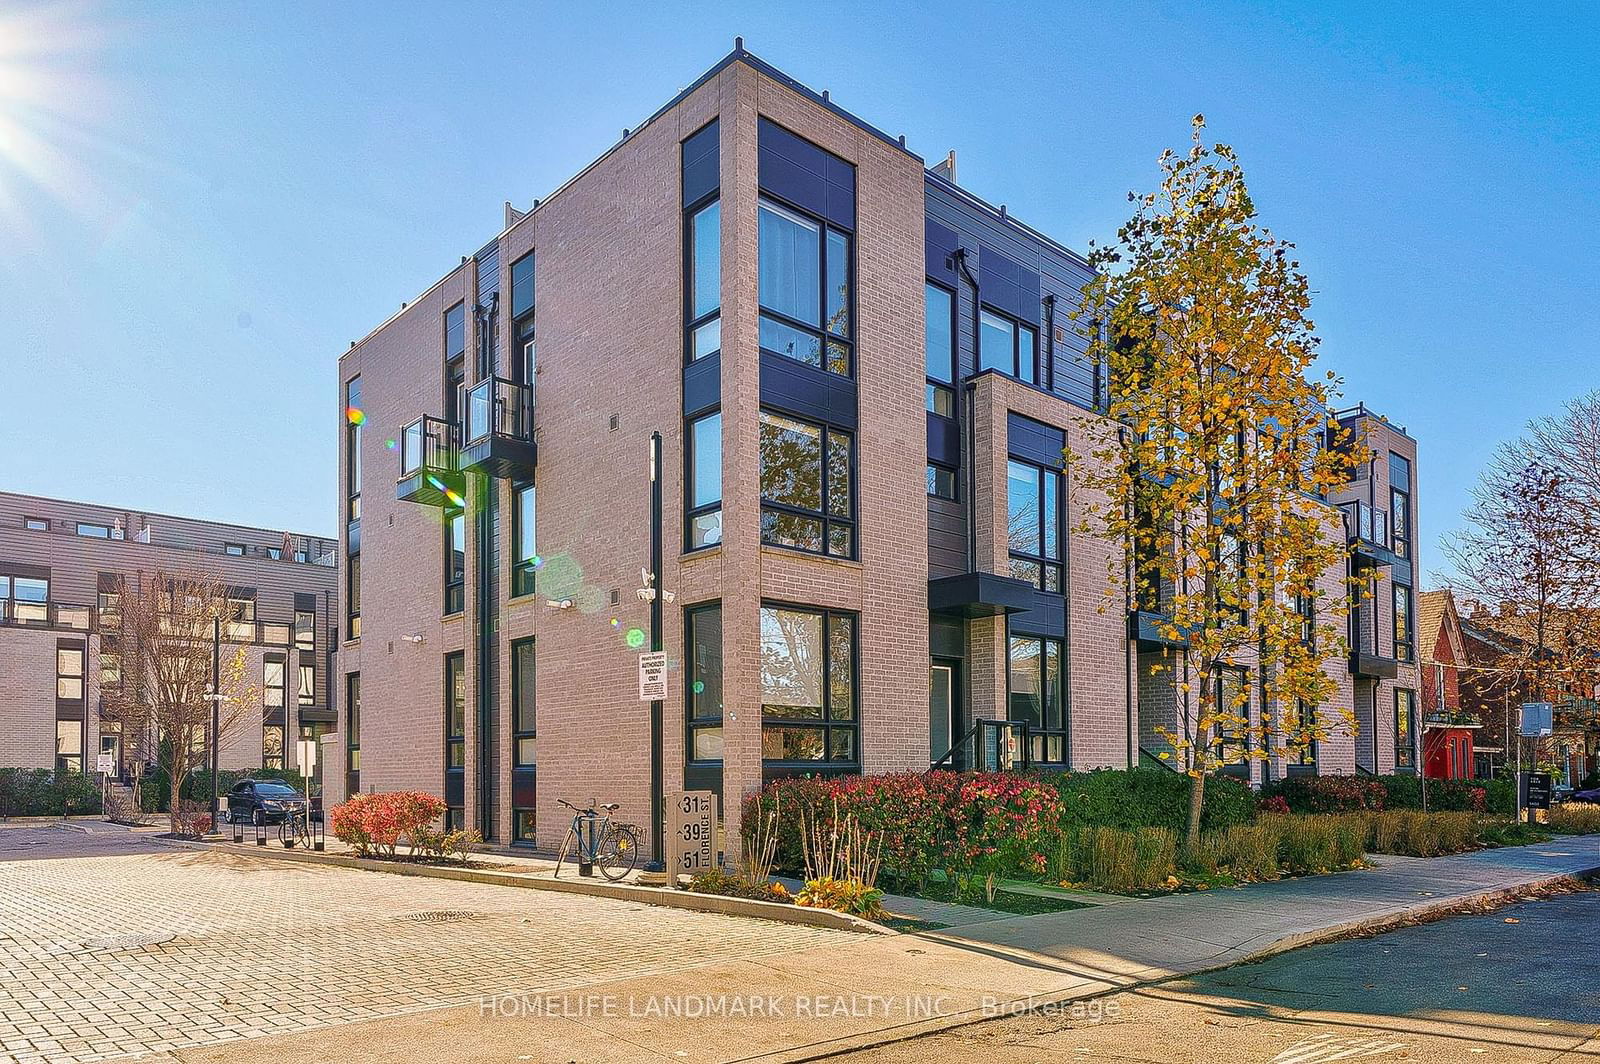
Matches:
[[685, 602, 724, 764], [1212, 665, 1252, 768], [1005, 632, 1067, 765], [511, 485, 536, 597], [685, 196, 721, 363], [23, 516, 47, 531], [445, 651, 466, 772], [444, 508, 466, 613], [76, 522, 110, 539], [56, 644, 85, 701], [685, 410, 723, 552], [511, 638, 536, 769], [978, 307, 1038, 384], [297, 661, 315, 707], [346, 551, 361, 641], [924, 280, 956, 416], [345, 376, 362, 525], [926, 463, 958, 501], [757, 195, 854, 379], [1395, 688, 1418, 769], [1393, 582, 1414, 662], [1006, 458, 1064, 591], [758, 410, 856, 560], [224, 542, 246, 557], [758, 603, 859, 768], [1287, 699, 1317, 767], [345, 673, 361, 784]]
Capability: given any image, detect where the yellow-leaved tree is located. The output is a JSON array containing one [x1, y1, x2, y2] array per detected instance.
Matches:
[[1073, 117, 1360, 851]]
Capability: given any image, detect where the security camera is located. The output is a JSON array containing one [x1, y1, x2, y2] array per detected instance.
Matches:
[[545, 598, 574, 610], [405, 634, 425, 644]]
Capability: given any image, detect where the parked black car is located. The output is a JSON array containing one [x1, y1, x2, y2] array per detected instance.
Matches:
[[1567, 787, 1600, 805], [225, 779, 306, 825]]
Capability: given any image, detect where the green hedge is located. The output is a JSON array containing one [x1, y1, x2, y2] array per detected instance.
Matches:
[[0, 769, 103, 817], [1054, 768, 1256, 833], [139, 767, 307, 813], [1260, 774, 1512, 817]]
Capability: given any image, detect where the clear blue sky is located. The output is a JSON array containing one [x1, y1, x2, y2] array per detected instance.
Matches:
[[2, 2, 1594, 582]]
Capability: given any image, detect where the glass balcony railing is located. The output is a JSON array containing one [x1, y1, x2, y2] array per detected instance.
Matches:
[[462, 376, 533, 446], [1341, 501, 1390, 548], [399, 415, 458, 478], [0, 601, 90, 629]]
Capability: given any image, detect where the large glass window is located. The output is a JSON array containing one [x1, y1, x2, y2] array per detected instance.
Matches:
[[2, 574, 48, 625], [445, 652, 466, 770], [1213, 667, 1250, 766], [1390, 452, 1412, 561], [686, 604, 723, 762], [758, 199, 851, 377], [294, 609, 315, 651], [1393, 582, 1414, 662], [979, 309, 1037, 384], [264, 658, 285, 709], [688, 201, 721, 361], [759, 412, 854, 558], [687, 412, 722, 549], [925, 282, 956, 416], [56, 646, 84, 700], [445, 510, 465, 613], [56, 719, 83, 775], [512, 639, 536, 767], [1395, 689, 1417, 768], [1008, 635, 1065, 764], [759, 605, 857, 764], [1007, 459, 1063, 591], [346, 552, 361, 640], [512, 486, 536, 596], [345, 376, 362, 524]]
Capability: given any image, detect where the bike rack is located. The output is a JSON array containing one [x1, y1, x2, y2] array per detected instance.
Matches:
[[230, 817, 245, 845], [254, 820, 268, 846]]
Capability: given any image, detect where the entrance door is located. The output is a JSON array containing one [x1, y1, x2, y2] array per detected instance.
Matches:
[[930, 662, 959, 766]]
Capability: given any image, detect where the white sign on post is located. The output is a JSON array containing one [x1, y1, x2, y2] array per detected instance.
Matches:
[[667, 790, 718, 880], [638, 651, 667, 701], [94, 754, 116, 775], [1520, 702, 1553, 737]]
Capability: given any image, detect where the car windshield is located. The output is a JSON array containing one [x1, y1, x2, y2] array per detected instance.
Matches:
[[254, 784, 299, 796]]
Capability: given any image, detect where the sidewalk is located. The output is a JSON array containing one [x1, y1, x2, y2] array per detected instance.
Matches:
[[161, 834, 1600, 1064]]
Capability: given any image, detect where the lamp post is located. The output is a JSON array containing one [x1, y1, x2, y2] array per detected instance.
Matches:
[[644, 430, 666, 875], [208, 615, 221, 825]]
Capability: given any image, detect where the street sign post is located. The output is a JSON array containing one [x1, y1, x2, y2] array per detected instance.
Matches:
[[637, 651, 667, 701], [666, 789, 718, 883], [1520, 771, 1553, 823], [1520, 702, 1553, 737], [94, 754, 116, 775]]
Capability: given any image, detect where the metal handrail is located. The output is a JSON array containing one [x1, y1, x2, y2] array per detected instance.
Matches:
[[930, 719, 1032, 773]]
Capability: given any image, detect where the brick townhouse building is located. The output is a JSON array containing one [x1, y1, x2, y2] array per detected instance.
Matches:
[[0, 491, 338, 783], [332, 44, 1425, 852]]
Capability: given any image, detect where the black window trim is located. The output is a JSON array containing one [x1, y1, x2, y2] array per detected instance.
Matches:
[[925, 278, 957, 417], [511, 637, 536, 768], [979, 305, 1039, 384], [1003, 629, 1068, 765], [684, 409, 723, 554], [759, 600, 860, 769], [759, 408, 857, 561], [757, 193, 855, 380], [444, 508, 466, 614], [926, 462, 959, 502], [684, 601, 723, 765], [510, 485, 536, 598], [1005, 457, 1063, 591], [1395, 687, 1418, 769], [444, 650, 466, 774]]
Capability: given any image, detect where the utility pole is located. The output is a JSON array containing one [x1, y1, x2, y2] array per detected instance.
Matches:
[[645, 430, 665, 873], [210, 614, 221, 824]]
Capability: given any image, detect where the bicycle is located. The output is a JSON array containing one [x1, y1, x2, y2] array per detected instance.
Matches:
[[553, 798, 640, 881], [277, 802, 313, 849]]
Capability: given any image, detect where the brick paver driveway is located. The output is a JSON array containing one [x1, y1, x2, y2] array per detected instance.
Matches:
[[0, 824, 848, 1064]]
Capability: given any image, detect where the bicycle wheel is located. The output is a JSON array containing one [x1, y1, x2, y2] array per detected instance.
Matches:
[[595, 824, 640, 881]]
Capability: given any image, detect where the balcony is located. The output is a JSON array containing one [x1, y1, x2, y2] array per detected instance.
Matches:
[[395, 415, 465, 507], [1340, 501, 1401, 568], [0, 601, 92, 631], [1349, 650, 1400, 679], [459, 376, 536, 478], [1425, 710, 1482, 729]]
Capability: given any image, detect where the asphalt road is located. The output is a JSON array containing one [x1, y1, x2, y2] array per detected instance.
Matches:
[[836, 890, 1600, 1063], [0, 820, 158, 860]]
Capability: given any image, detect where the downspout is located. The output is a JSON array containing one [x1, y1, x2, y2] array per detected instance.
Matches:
[[955, 247, 981, 574], [1120, 424, 1135, 768]]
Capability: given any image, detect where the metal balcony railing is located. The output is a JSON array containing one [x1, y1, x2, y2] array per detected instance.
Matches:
[[0, 601, 91, 630], [462, 376, 533, 446], [399, 415, 458, 479], [1340, 501, 1391, 548]]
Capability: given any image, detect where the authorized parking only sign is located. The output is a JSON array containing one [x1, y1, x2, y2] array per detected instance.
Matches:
[[638, 652, 667, 701]]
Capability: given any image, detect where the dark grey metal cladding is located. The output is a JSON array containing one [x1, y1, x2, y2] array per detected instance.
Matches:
[[1009, 591, 1065, 638], [758, 118, 855, 231], [925, 176, 1102, 413], [927, 411, 959, 468], [759, 353, 857, 431], [682, 119, 719, 206], [930, 614, 964, 659], [683, 353, 721, 418], [928, 494, 965, 580], [1007, 412, 1065, 470]]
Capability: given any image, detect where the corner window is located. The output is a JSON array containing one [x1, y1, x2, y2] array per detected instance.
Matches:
[[979, 309, 1036, 384], [927, 464, 957, 500], [686, 604, 723, 762], [759, 411, 854, 558], [445, 652, 466, 770], [445, 510, 466, 613], [687, 412, 722, 549], [512, 486, 536, 596], [1007, 459, 1063, 590], [760, 605, 857, 764], [1008, 634, 1064, 764], [1395, 689, 1417, 768], [758, 198, 852, 377], [925, 282, 955, 416]]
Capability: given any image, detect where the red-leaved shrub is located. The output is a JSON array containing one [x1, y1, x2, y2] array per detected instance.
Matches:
[[330, 791, 446, 858]]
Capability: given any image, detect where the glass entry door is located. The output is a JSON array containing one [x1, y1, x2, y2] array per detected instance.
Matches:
[[930, 662, 957, 766]]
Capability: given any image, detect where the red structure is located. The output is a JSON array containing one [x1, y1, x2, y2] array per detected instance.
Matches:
[[1419, 590, 1478, 779]]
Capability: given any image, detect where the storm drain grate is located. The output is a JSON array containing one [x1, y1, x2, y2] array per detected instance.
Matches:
[[398, 910, 480, 924]]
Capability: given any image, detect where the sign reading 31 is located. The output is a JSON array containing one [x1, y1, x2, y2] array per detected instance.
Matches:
[[667, 789, 718, 877]]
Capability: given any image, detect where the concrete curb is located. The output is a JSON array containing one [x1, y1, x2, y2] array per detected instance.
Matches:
[[729, 865, 1600, 1064], [150, 837, 892, 936]]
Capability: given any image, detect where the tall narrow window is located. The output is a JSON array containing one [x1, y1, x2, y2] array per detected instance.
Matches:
[[511, 486, 536, 596], [759, 411, 854, 558], [56, 646, 85, 700], [1393, 582, 1414, 662], [294, 609, 315, 651], [264, 658, 285, 710], [1389, 451, 1412, 561], [758, 199, 852, 377], [445, 510, 465, 613], [687, 412, 722, 549], [345, 673, 361, 793], [345, 377, 362, 524], [1395, 689, 1417, 768], [297, 662, 315, 706], [1007, 634, 1065, 764], [925, 282, 955, 416], [1007, 459, 1063, 591], [56, 720, 83, 775], [686, 604, 723, 762], [1288, 700, 1317, 766], [263, 724, 284, 770], [511, 639, 536, 843], [1213, 666, 1250, 767], [346, 552, 361, 640], [445, 652, 466, 771], [683, 120, 720, 363], [759, 605, 857, 765], [445, 303, 466, 427], [511, 253, 536, 402]]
